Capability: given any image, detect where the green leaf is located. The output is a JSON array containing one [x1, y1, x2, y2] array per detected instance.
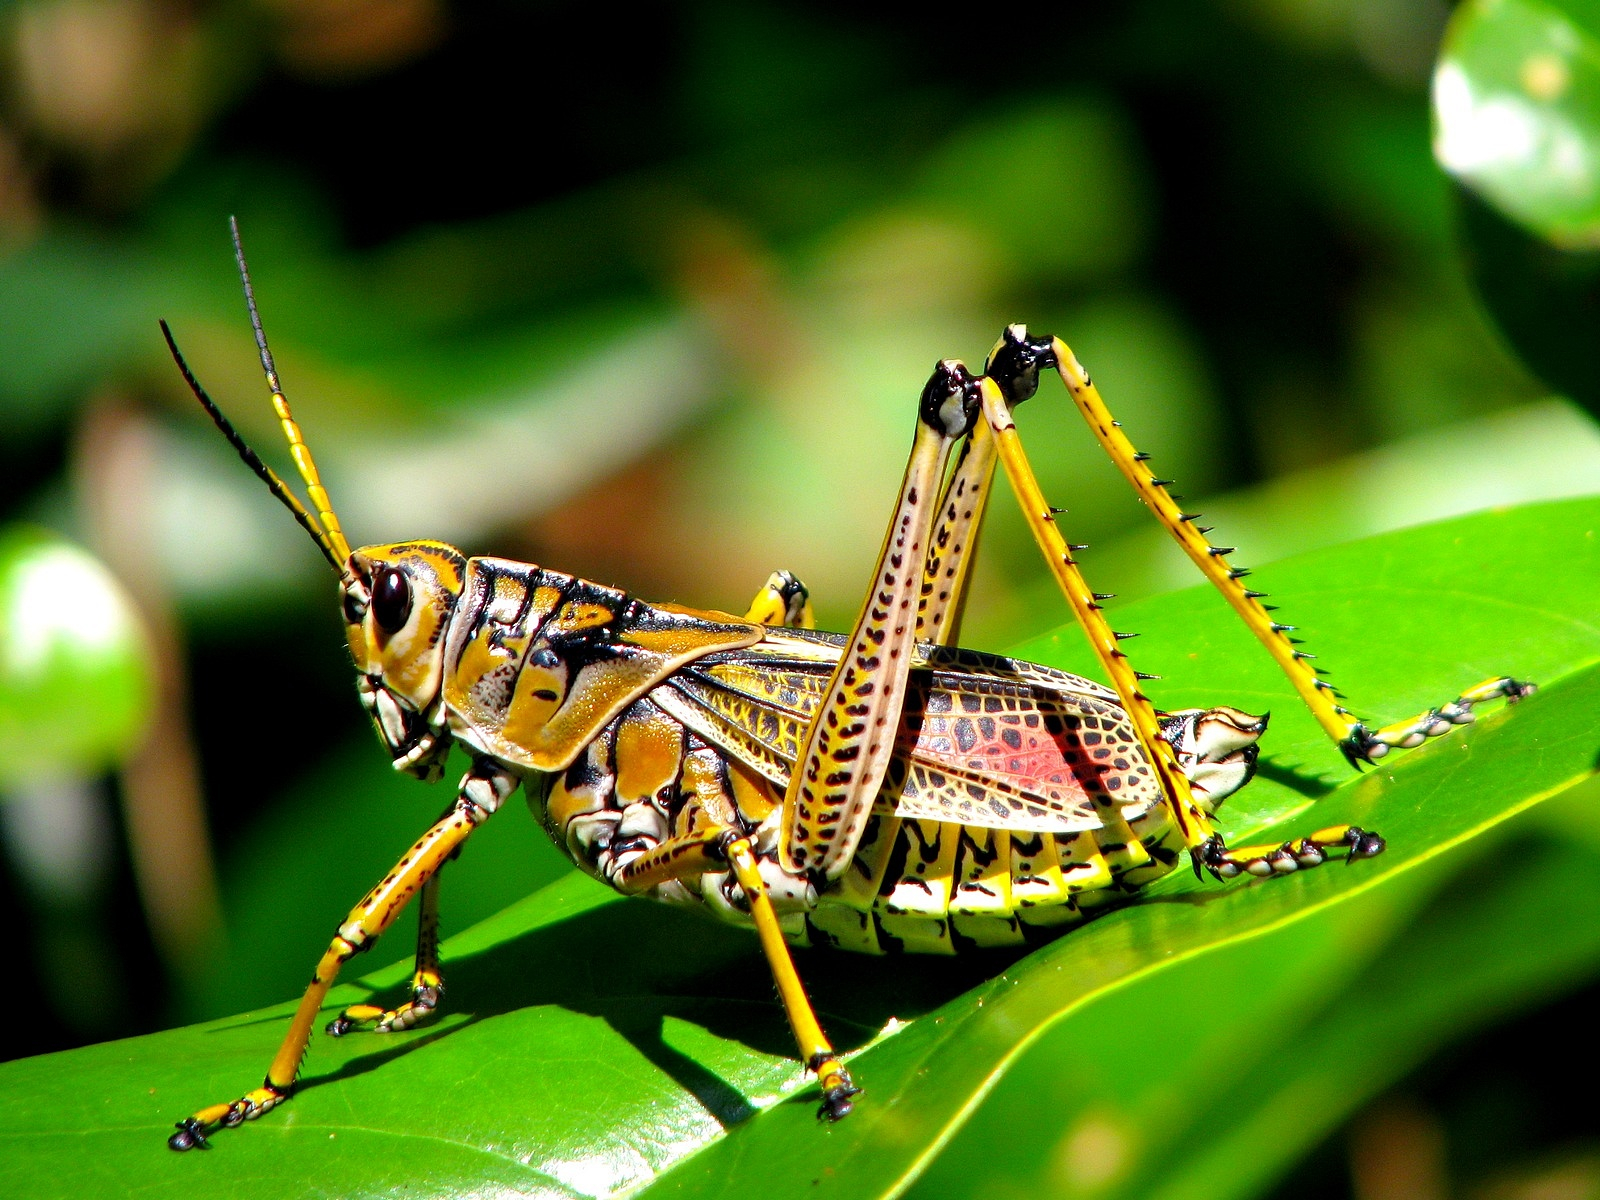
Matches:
[[1453, 185, 1600, 415], [1433, 0, 1600, 411], [1, 498, 1596, 1199], [1131, 787, 1600, 1200], [0, 525, 156, 788], [1434, 0, 1600, 248], [907, 780, 1600, 1200]]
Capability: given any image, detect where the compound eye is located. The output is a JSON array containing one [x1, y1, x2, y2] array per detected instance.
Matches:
[[371, 568, 412, 635]]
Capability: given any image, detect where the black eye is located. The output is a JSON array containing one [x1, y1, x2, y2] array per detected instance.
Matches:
[[371, 568, 412, 634], [342, 588, 367, 626]]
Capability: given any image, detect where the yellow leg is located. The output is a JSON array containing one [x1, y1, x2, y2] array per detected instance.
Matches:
[[958, 329, 1403, 882], [616, 827, 857, 1119], [744, 570, 816, 628], [167, 767, 513, 1150], [917, 419, 998, 646], [971, 361, 1216, 856], [780, 362, 974, 879], [1033, 330, 1355, 744], [1196, 824, 1386, 878], [1005, 325, 1535, 766], [1360, 676, 1536, 760], [325, 869, 446, 1036], [723, 835, 858, 1120]]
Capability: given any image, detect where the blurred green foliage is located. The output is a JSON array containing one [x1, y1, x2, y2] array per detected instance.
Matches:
[[1, 0, 1598, 1196], [1436, 0, 1600, 412], [1435, 0, 1600, 247], [0, 525, 153, 786]]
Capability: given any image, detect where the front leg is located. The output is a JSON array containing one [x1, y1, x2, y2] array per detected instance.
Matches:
[[166, 762, 516, 1150]]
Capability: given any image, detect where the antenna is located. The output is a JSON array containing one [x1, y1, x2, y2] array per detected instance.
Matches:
[[159, 320, 345, 573], [229, 216, 352, 564]]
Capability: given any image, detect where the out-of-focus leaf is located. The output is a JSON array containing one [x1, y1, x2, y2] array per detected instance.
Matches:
[[0, 188, 723, 613], [0, 234, 168, 431], [914, 99, 1148, 286], [1433, 0, 1600, 410], [0, 499, 1593, 1199], [1455, 184, 1600, 414], [1434, 0, 1600, 248], [0, 525, 155, 788]]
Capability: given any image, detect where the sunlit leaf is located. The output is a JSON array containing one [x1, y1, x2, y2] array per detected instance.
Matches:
[[908, 781, 1600, 1200], [1130, 787, 1600, 1200], [0, 499, 1595, 1200]]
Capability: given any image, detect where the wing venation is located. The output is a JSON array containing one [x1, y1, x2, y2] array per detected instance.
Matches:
[[650, 631, 1158, 833]]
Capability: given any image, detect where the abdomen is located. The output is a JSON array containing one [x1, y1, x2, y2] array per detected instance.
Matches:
[[527, 656, 1189, 954]]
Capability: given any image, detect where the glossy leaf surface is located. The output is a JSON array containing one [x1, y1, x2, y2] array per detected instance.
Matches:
[[908, 780, 1600, 1200], [1, 498, 1596, 1199]]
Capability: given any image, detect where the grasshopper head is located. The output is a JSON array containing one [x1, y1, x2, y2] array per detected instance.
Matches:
[[344, 541, 467, 781], [162, 223, 474, 783]]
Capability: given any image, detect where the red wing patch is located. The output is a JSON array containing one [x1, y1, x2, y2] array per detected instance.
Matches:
[[660, 636, 1163, 834], [887, 675, 1159, 832]]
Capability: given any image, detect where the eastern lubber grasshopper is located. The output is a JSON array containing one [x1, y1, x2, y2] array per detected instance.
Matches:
[[162, 221, 1534, 1149]]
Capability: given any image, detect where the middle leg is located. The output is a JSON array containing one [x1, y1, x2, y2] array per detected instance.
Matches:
[[745, 570, 816, 629], [616, 825, 859, 1119], [326, 866, 447, 1036]]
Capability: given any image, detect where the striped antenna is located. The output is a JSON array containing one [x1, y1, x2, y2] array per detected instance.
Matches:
[[160, 320, 345, 573], [229, 216, 352, 564]]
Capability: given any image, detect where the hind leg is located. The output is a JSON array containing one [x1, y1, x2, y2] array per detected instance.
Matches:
[[1347, 677, 1536, 763], [1196, 824, 1387, 878], [975, 333, 1397, 880], [1010, 324, 1535, 765]]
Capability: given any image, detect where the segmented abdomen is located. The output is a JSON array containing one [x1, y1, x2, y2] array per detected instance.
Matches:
[[527, 633, 1190, 954]]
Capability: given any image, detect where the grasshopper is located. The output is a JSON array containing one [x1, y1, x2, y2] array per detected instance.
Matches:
[[162, 221, 1533, 1149]]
